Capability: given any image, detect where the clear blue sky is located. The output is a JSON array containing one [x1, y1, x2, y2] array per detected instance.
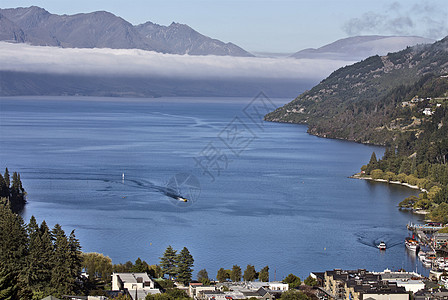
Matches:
[[1, 0, 447, 53]]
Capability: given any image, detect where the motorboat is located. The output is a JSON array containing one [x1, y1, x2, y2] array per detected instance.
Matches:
[[176, 197, 188, 202], [405, 236, 419, 251]]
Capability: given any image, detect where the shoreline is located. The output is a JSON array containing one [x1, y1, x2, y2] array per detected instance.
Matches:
[[349, 173, 430, 215], [349, 173, 427, 192]]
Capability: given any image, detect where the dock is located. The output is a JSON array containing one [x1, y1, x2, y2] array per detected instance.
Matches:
[[407, 222, 448, 252]]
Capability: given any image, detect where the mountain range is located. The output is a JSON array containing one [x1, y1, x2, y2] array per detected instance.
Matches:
[[0, 6, 252, 57]]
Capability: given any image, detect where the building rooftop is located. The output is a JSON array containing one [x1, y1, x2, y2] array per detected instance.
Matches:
[[114, 273, 151, 284]]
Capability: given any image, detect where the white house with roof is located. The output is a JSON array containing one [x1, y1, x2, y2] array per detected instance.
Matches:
[[112, 273, 160, 300]]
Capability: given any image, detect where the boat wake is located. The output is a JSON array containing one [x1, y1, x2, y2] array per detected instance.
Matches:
[[20, 169, 189, 203], [355, 231, 402, 249]]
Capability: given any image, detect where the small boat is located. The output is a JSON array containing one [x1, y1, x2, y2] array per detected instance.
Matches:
[[405, 236, 420, 252], [418, 251, 426, 261], [378, 241, 387, 250], [176, 197, 188, 202], [422, 256, 435, 267]]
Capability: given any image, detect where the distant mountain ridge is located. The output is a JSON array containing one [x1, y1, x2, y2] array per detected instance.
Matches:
[[0, 6, 253, 57], [291, 35, 434, 61]]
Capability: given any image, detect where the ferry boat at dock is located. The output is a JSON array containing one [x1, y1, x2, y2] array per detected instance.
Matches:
[[378, 241, 386, 250], [405, 236, 420, 251]]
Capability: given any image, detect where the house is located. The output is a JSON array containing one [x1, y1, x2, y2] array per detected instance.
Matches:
[[112, 273, 160, 300], [189, 282, 217, 298]]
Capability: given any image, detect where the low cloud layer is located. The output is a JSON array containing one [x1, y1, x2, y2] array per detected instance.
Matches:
[[343, 1, 448, 39], [0, 42, 352, 80]]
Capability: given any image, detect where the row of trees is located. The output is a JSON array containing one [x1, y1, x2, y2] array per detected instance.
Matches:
[[214, 265, 269, 283], [0, 168, 26, 212], [0, 201, 82, 299], [209, 265, 317, 287]]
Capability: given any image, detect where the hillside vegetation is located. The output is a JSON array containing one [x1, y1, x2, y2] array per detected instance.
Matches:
[[266, 37, 448, 221], [266, 37, 448, 145]]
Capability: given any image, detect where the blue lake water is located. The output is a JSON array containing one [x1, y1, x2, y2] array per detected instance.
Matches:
[[0, 96, 427, 279]]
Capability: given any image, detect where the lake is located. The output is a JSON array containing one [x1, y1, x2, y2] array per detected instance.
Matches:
[[0, 96, 426, 279]]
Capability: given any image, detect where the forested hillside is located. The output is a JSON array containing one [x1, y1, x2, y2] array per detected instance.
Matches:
[[265, 37, 448, 145], [266, 37, 448, 221]]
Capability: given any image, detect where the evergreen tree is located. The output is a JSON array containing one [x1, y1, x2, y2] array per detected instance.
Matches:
[[176, 247, 194, 285], [0, 202, 28, 273], [369, 152, 377, 164], [366, 152, 378, 174], [0, 203, 31, 299], [25, 216, 41, 287], [230, 265, 241, 282], [259, 266, 269, 282], [25, 218, 53, 295], [17, 173, 24, 194], [159, 246, 178, 280], [0, 265, 19, 300], [131, 258, 149, 273], [67, 230, 82, 293], [9, 171, 26, 210], [50, 224, 71, 296], [4, 168, 10, 189], [0, 174, 8, 197], [243, 265, 257, 282]]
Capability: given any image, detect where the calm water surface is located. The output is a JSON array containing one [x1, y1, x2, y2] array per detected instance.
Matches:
[[0, 96, 426, 279]]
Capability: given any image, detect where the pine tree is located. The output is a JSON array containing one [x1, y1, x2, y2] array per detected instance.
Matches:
[[230, 265, 241, 282], [176, 247, 194, 285], [67, 230, 82, 294], [0, 202, 28, 273], [259, 266, 269, 282], [9, 172, 26, 210], [366, 152, 378, 174], [0, 203, 31, 299], [4, 168, 10, 189], [0, 174, 8, 198], [17, 173, 24, 194], [38, 219, 54, 289], [51, 224, 71, 297], [0, 265, 19, 300], [159, 246, 177, 280], [25, 216, 40, 287]]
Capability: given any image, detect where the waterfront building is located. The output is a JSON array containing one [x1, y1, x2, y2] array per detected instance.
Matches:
[[323, 269, 409, 300]]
